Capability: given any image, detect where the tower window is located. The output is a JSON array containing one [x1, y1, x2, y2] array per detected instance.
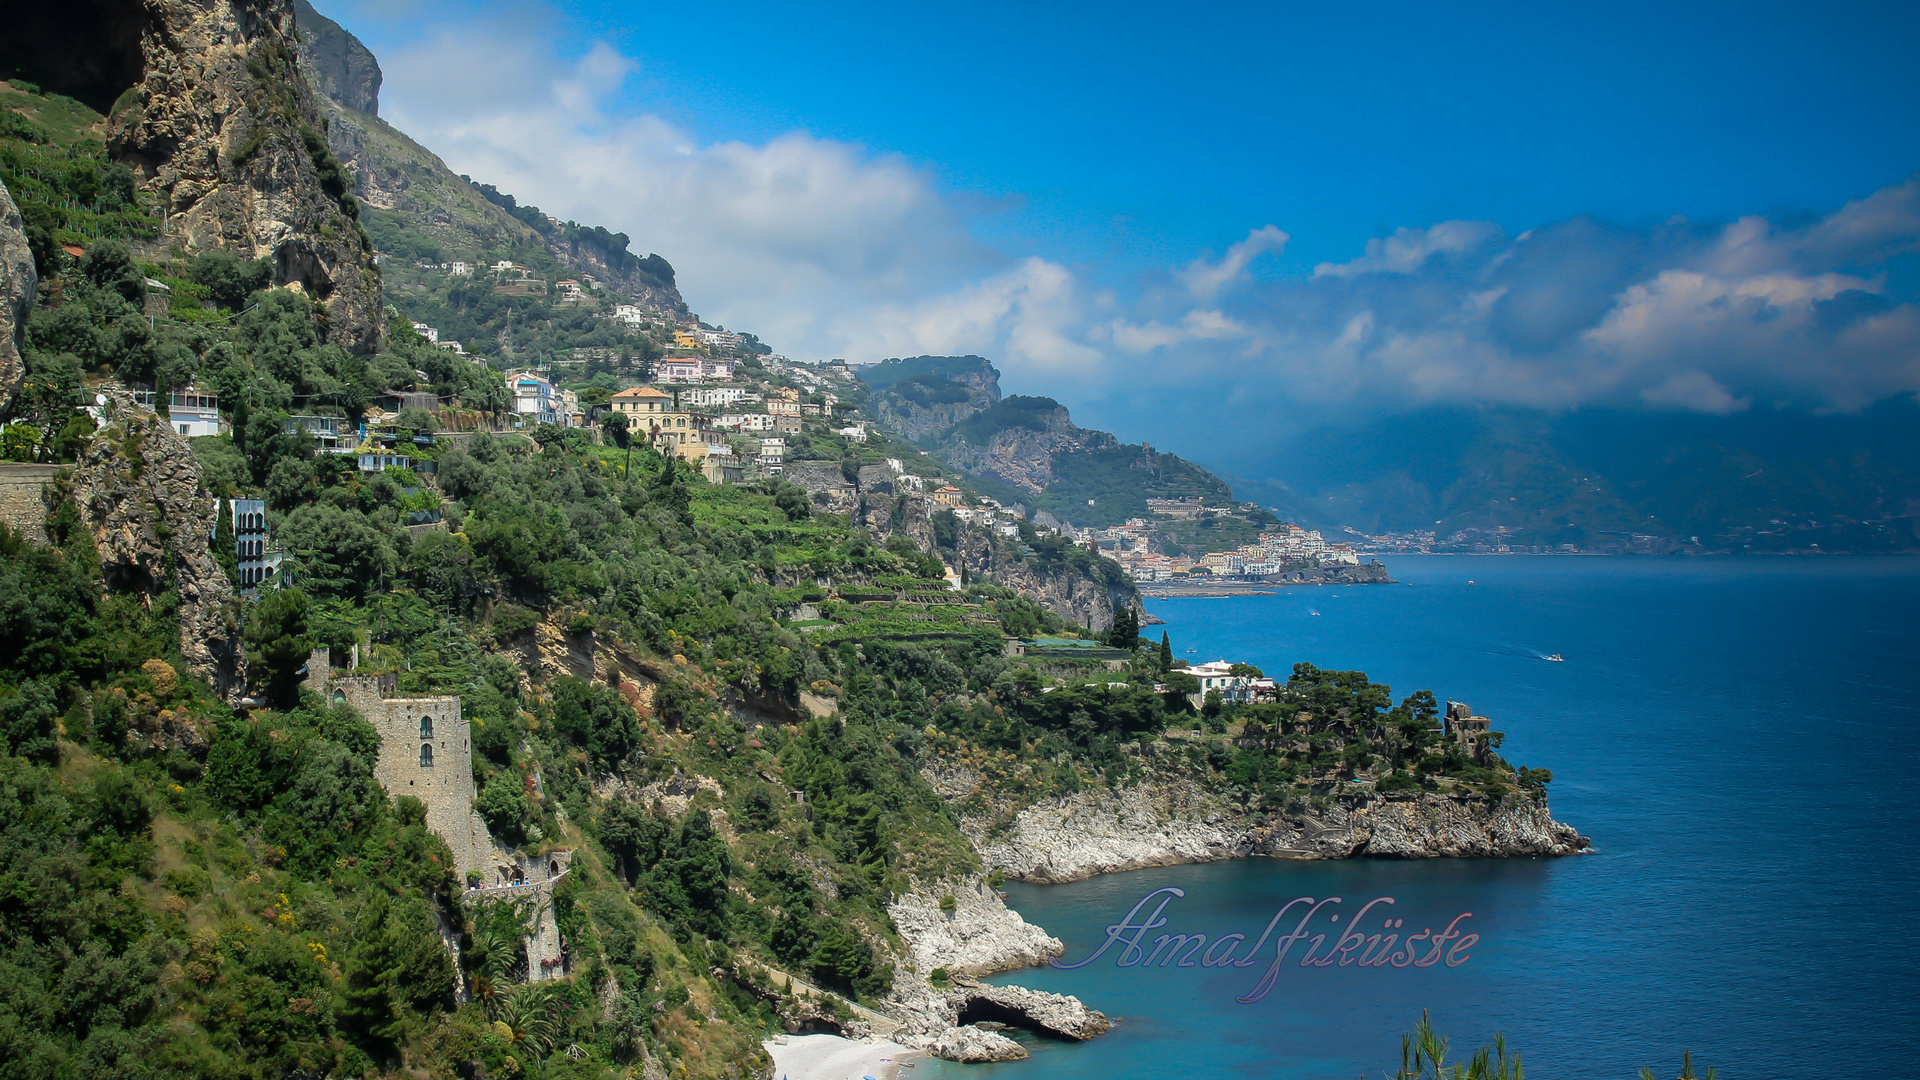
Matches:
[[420, 743, 434, 767], [420, 716, 434, 740]]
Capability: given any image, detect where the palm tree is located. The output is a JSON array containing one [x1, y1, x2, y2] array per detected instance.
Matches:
[[1394, 1012, 1523, 1080], [491, 983, 563, 1054]]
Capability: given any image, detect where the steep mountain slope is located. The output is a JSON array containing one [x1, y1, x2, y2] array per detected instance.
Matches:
[[290, 2, 685, 315], [9, 0, 385, 352], [290, 0, 380, 115], [1227, 401, 1920, 552], [863, 355, 1238, 529]]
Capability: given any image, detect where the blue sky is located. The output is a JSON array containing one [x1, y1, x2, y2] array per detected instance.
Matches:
[[325, 0, 1920, 457]]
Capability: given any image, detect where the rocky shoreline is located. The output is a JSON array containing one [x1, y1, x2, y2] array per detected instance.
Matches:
[[872, 770, 1585, 1063], [963, 772, 1588, 884]]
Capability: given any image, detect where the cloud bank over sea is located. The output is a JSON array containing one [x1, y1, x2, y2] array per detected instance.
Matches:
[[375, 13, 1920, 455]]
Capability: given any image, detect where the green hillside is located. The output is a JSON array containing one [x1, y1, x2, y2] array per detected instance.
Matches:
[[862, 357, 1245, 530]]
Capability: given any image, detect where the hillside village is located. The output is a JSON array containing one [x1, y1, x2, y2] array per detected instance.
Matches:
[[0, 6, 1577, 1080]]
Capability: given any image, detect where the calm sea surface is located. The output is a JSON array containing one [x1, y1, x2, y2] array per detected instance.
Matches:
[[919, 556, 1920, 1080]]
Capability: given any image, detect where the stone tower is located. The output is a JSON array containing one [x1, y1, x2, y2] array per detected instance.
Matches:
[[306, 653, 494, 877], [304, 650, 573, 982], [1444, 700, 1494, 764]]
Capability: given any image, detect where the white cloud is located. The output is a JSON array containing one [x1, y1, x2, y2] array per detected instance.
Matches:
[[371, 18, 1920, 453], [1313, 220, 1502, 278], [1180, 226, 1288, 301], [1640, 371, 1750, 414], [378, 22, 1001, 356]]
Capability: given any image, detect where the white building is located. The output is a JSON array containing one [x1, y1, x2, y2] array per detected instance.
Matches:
[[161, 386, 223, 437], [228, 498, 282, 591], [1179, 661, 1277, 707], [411, 322, 440, 344], [449, 261, 472, 276], [714, 413, 773, 432], [758, 437, 785, 474], [611, 304, 648, 326], [505, 370, 559, 427], [683, 386, 756, 409], [655, 357, 739, 384]]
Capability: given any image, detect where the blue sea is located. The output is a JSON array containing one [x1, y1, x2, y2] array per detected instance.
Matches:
[[921, 556, 1920, 1080]]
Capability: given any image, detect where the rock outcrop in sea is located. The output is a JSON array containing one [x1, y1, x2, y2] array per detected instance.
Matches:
[[879, 874, 1111, 1062], [933, 766, 1588, 885]]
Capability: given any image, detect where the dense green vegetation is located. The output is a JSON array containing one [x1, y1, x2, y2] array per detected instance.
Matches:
[[0, 65, 1572, 1080], [377, 261, 666, 375], [0, 87, 508, 467]]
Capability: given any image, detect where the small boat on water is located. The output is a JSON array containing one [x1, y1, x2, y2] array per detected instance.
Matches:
[[1308, 610, 1321, 617], [1544, 653, 1565, 662]]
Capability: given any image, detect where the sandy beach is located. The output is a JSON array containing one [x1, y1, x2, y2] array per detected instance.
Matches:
[[764, 1034, 925, 1080]]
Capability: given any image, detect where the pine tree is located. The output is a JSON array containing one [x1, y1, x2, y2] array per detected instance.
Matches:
[[1159, 631, 1174, 670]]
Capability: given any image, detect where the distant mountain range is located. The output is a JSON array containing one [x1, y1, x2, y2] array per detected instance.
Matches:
[[1218, 399, 1920, 553]]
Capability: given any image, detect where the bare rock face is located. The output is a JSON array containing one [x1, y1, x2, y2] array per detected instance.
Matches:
[[953, 981, 1111, 1040], [289, 0, 380, 115], [964, 772, 1590, 884], [0, 178, 36, 415], [935, 401, 1097, 497], [930, 1025, 1027, 1063], [63, 401, 239, 691], [105, 0, 382, 353], [952, 520, 1132, 632], [887, 876, 1062, 978]]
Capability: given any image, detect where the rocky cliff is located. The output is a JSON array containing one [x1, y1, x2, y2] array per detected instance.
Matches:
[[935, 766, 1588, 884], [932, 399, 1109, 497], [862, 358, 1238, 529], [887, 875, 1062, 978], [881, 876, 1111, 1063], [316, 94, 686, 314], [60, 398, 239, 692], [0, 177, 35, 414], [867, 355, 1001, 444], [290, 0, 381, 115], [79, 0, 384, 352], [952, 522, 1134, 632], [285, 2, 684, 315]]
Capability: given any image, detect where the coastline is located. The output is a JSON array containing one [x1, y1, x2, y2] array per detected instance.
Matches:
[[930, 767, 1588, 887], [765, 1034, 925, 1080], [1138, 562, 1394, 598]]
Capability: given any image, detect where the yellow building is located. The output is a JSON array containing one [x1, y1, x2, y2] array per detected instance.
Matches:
[[609, 387, 720, 463], [610, 386, 671, 420], [932, 485, 964, 507]]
